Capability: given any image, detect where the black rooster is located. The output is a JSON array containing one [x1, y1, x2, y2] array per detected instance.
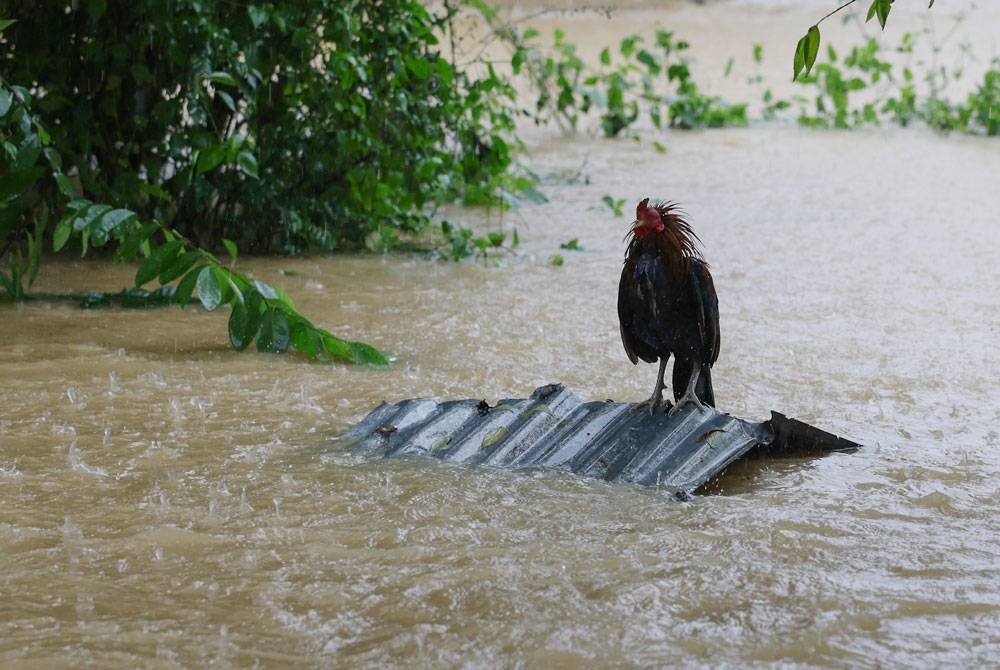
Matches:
[[618, 198, 720, 414]]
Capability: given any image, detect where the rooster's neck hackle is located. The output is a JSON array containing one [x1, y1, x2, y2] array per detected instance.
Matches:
[[628, 200, 703, 279]]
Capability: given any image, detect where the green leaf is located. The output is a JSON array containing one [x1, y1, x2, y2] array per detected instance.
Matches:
[[211, 266, 235, 305], [173, 265, 204, 307], [93, 208, 137, 239], [114, 221, 158, 262], [222, 238, 239, 260], [53, 219, 73, 252], [0, 19, 16, 33], [288, 315, 321, 358], [804, 26, 821, 77], [138, 181, 171, 201], [228, 291, 262, 351], [320, 332, 353, 362], [236, 150, 259, 179], [349, 341, 390, 366], [158, 250, 201, 284], [405, 56, 432, 80], [793, 34, 807, 81], [196, 144, 227, 175], [135, 240, 182, 286], [54, 172, 75, 198], [256, 307, 290, 353], [511, 49, 525, 75], [248, 5, 268, 28], [204, 71, 238, 87], [196, 265, 223, 310], [866, 0, 892, 30], [14, 134, 41, 171], [0, 88, 12, 118]]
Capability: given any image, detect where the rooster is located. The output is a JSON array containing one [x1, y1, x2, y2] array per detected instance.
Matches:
[[618, 198, 720, 415]]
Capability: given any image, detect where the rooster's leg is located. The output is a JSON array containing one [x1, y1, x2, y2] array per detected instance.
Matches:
[[634, 357, 669, 415], [668, 364, 709, 416]]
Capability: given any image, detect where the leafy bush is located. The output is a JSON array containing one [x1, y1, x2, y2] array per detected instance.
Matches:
[[1, 1, 527, 254], [1, 63, 386, 363], [496, 23, 746, 138]]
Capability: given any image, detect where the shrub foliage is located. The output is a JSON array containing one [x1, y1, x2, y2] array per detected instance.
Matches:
[[1, 1, 520, 254]]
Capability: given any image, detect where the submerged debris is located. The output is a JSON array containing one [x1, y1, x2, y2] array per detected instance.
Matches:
[[334, 384, 860, 496]]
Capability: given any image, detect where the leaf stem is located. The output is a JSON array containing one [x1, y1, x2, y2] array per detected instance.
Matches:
[[816, 0, 862, 27]]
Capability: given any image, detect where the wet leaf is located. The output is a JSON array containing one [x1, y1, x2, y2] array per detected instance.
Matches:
[[173, 265, 204, 307], [228, 292, 261, 351], [349, 341, 390, 366], [288, 315, 322, 358], [158, 250, 202, 284], [136, 240, 182, 286], [195, 265, 222, 310], [256, 307, 290, 353]]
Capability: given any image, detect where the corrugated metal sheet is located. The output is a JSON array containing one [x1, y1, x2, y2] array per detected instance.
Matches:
[[334, 384, 860, 496]]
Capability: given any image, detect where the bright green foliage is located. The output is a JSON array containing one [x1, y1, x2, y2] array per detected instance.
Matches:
[[54, 199, 389, 365], [1, 1, 528, 254], [793, 26, 821, 82], [496, 26, 746, 137], [792, 31, 1000, 136], [866, 0, 894, 30], [0, 79, 60, 299], [602, 195, 626, 218]]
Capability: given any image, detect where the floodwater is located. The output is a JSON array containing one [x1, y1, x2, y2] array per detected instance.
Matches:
[[3, 2, 999, 668]]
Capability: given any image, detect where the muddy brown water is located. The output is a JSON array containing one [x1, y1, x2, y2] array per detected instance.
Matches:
[[3, 2, 1000, 668]]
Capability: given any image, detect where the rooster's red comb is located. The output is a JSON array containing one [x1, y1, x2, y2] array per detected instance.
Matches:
[[636, 197, 651, 218]]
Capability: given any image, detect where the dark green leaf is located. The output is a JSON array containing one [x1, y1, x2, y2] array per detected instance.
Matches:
[[54, 172, 75, 198], [196, 144, 227, 175], [867, 0, 892, 30], [256, 307, 290, 353], [158, 250, 202, 284], [138, 182, 170, 201], [173, 265, 204, 307], [114, 222, 159, 262], [0, 88, 12, 117], [136, 240, 182, 286], [0, 19, 17, 32], [228, 293, 262, 351], [236, 150, 258, 179]]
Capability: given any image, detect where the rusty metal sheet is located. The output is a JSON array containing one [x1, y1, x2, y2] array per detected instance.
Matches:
[[333, 384, 860, 496]]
